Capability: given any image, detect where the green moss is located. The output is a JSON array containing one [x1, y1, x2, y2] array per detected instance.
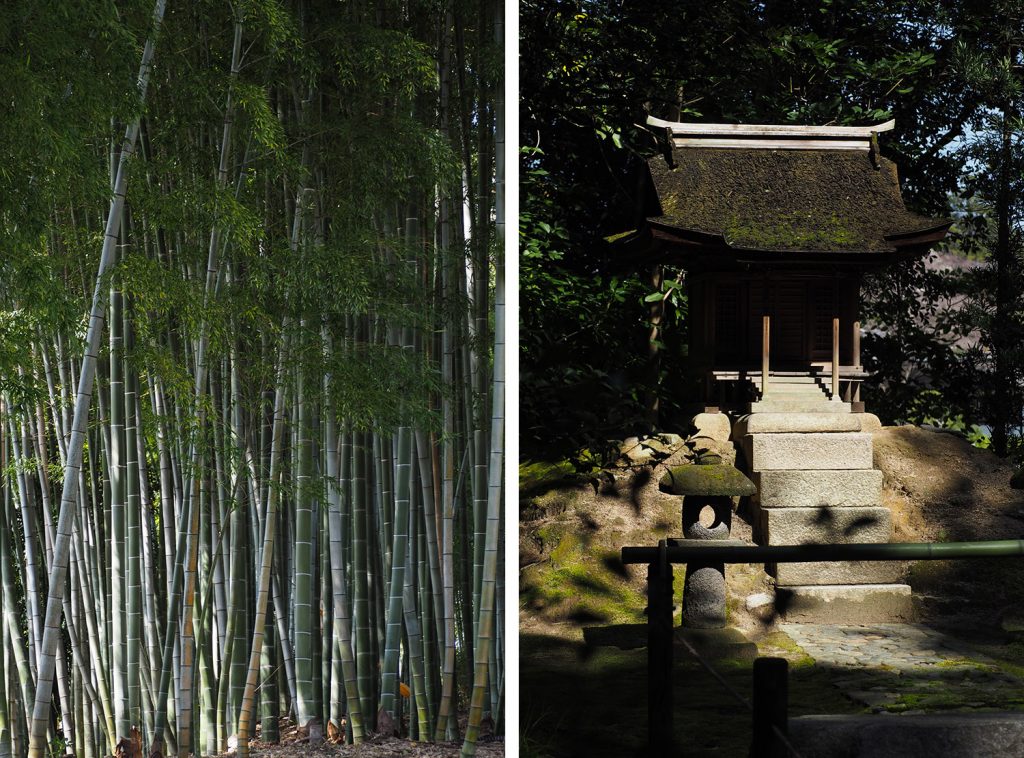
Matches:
[[896, 692, 960, 710], [993, 657, 1024, 681], [523, 532, 649, 624], [723, 211, 858, 250], [535, 486, 591, 520], [887, 687, 1023, 712], [520, 459, 576, 492], [647, 147, 943, 253], [660, 463, 756, 496], [659, 192, 680, 216], [725, 594, 744, 621], [935, 657, 977, 668], [757, 630, 816, 667], [548, 530, 581, 567], [536, 521, 569, 552], [521, 562, 575, 608], [956, 638, 1024, 682], [603, 228, 637, 243]]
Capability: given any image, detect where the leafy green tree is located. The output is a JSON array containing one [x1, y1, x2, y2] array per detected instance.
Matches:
[[948, 0, 1024, 454]]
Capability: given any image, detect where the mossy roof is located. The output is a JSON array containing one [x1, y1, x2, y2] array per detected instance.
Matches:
[[646, 148, 946, 253]]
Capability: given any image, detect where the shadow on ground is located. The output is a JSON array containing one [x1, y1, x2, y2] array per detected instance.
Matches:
[[521, 622, 1024, 758], [519, 629, 859, 758]]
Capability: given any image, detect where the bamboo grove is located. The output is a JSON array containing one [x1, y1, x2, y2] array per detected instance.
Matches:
[[0, 0, 504, 755]]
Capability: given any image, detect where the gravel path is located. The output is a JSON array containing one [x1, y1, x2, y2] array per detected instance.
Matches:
[[780, 623, 1024, 713]]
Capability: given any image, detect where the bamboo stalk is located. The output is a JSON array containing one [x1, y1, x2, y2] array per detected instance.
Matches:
[[236, 336, 289, 757], [27, 3, 168, 753], [461, 253, 504, 758]]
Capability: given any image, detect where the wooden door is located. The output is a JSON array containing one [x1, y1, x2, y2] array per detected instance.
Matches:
[[772, 281, 806, 365], [809, 281, 837, 361]]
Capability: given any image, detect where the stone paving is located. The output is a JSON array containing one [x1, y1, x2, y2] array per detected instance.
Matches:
[[779, 623, 1024, 713]]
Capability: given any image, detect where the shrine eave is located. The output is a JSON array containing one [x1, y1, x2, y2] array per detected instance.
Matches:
[[647, 219, 950, 257], [642, 219, 953, 268]]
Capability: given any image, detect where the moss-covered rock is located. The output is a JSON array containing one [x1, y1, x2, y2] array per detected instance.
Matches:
[[519, 459, 577, 494], [659, 463, 756, 497]]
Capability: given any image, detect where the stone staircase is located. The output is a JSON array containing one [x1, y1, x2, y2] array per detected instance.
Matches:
[[749, 375, 850, 414], [733, 387, 914, 623]]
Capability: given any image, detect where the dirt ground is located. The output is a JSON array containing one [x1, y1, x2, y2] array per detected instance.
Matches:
[[871, 424, 1024, 628], [210, 718, 504, 757], [872, 424, 1024, 543], [219, 737, 504, 757]]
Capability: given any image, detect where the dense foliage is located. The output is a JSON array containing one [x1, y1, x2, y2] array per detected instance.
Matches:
[[0, 0, 503, 756], [521, 0, 1024, 460]]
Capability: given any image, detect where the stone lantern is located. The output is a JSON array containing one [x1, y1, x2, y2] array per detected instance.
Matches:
[[660, 455, 756, 628]]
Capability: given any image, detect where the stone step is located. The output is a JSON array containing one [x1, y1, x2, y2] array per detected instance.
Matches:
[[743, 432, 872, 470], [774, 583, 915, 623], [764, 375, 824, 384], [749, 399, 851, 413], [757, 505, 893, 545], [790, 713, 1024, 758], [763, 382, 827, 392], [753, 469, 883, 507], [765, 387, 827, 399], [735, 413, 870, 435], [769, 559, 905, 586]]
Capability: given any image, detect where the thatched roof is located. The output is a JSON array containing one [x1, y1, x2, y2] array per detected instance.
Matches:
[[646, 146, 947, 254]]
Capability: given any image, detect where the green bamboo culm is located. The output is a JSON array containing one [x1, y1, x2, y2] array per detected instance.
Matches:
[[380, 217, 419, 722], [323, 355, 365, 744], [294, 360, 316, 730], [461, 252, 505, 758], [0, 562, 8, 758], [236, 336, 288, 758], [26, 2, 168, 754]]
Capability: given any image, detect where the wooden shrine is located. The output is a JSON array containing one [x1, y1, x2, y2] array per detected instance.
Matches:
[[629, 118, 951, 411]]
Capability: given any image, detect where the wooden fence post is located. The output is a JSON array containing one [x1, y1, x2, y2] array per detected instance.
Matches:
[[852, 319, 861, 367], [762, 315, 770, 396], [751, 657, 789, 758], [648, 540, 674, 755], [832, 316, 840, 401]]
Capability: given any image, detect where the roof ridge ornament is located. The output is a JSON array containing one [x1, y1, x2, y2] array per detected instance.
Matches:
[[869, 130, 881, 169], [646, 115, 895, 152]]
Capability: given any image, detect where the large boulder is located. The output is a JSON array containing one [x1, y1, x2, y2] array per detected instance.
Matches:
[[615, 433, 687, 467], [1011, 467, 1024, 490], [691, 412, 732, 442]]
